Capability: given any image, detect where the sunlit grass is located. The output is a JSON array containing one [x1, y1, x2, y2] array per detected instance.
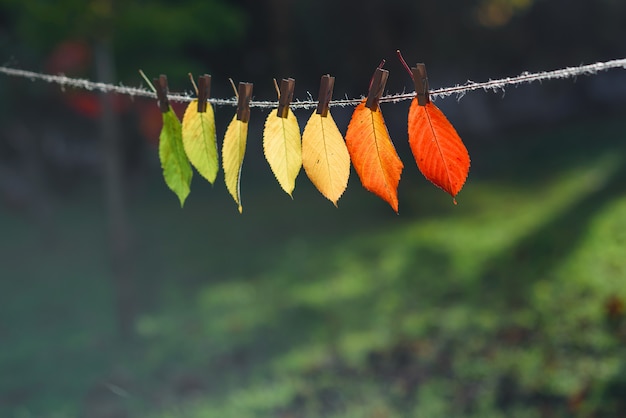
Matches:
[[1, 116, 626, 417]]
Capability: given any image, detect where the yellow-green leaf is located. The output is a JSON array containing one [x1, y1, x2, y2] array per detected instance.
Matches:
[[160, 107, 193, 207], [182, 99, 218, 184], [263, 108, 302, 196], [302, 111, 350, 206], [222, 114, 248, 213]]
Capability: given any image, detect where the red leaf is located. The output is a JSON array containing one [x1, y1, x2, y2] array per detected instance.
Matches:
[[408, 99, 470, 200], [345, 100, 403, 212]]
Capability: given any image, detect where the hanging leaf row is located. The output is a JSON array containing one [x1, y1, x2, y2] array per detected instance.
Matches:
[[150, 62, 470, 213]]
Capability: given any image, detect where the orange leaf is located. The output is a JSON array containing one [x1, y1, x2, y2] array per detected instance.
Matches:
[[345, 100, 403, 212], [408, 99, 470, 200]]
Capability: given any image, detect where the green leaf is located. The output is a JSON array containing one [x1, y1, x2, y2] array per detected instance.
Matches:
[[159, 107, 193, 206]]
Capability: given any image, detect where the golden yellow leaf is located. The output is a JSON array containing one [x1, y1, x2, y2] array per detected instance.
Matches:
[[222, 114, 248, 213], [182, 99, 218, 184], [263, 108, 302, 196], [302, 111, 350, 206]]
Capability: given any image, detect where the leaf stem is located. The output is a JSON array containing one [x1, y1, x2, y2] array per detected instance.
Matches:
[[138, 69, 157, 93], [188, 73, 199, 96], [272, 78, 280, 98], [396, 50, 414, 80], [228, 78, 238, 97]]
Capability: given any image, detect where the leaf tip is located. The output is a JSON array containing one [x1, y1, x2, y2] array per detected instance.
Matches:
[[282, 184, 295, 199], [172, 183, 190, 208], [389, 197, 399, 214], [238, 205, 243, 214]]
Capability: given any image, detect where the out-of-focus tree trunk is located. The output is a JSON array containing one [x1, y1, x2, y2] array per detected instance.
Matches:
[[94, 39, 135, 341], [267, 0, 293, 74]]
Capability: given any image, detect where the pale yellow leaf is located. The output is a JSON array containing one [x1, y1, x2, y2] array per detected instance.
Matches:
[[263, 108, 302, 196], [182, 99, 218, 184], [222, 114, 248, 213], [302, 111, 350, 206]]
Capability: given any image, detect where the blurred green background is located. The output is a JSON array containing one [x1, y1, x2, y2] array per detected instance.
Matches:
[[1, 0, 626, 417]]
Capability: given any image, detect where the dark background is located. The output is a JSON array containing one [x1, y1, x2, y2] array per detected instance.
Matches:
[[1, 1, 626, 417]]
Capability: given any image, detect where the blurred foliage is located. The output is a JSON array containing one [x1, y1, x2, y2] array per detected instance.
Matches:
[[1, 115, 625, 417], [1, 0, 625, 95], [474, 0, 535, 27], [0, 0, 246, 78]]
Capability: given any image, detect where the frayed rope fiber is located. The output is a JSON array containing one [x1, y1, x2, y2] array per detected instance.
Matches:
[[1, 57, 625, 109]]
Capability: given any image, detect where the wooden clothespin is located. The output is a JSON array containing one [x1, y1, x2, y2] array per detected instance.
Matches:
[[365, 67, 389, 111], [276, 78, 295, 118], [153, 74, 170, 113], [412, 63, 429, 106], [316, 74, 335, 117], [197, 74, 211, 113], [236, 82, 253, 123]]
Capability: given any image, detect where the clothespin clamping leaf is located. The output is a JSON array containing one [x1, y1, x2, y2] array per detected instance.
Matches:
[[196, 74, 211, 112], [413, 63, 430, 106], [316, 74, 334, 117], [365, 66, 389, 111]]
